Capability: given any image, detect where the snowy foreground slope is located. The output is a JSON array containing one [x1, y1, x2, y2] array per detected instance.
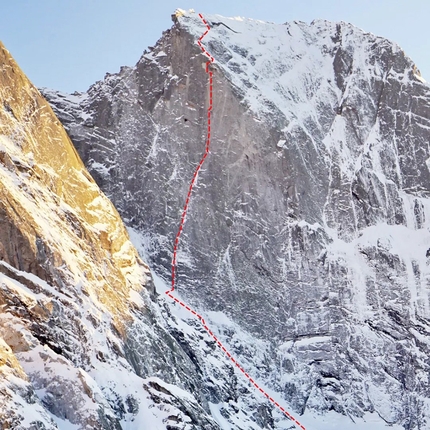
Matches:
[[39, 9, 430, 430]]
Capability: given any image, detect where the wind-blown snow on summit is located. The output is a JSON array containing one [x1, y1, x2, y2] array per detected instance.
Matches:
[[42, 9, 430, 429]]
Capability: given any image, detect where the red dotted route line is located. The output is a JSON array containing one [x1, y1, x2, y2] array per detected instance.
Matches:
[[165, 13, 306, 430]]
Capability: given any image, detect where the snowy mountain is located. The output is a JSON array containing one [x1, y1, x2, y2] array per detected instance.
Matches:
[[3, 7, 430, 430]]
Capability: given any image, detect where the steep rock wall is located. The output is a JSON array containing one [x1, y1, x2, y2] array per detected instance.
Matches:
[[0, 40, 274, 430], [43, 12, 430, 429]]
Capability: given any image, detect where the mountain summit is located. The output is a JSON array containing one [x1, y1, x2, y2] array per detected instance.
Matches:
[[3, 9, 430, 429]]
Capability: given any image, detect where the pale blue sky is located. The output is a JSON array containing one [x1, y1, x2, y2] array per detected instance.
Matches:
[[1, 0, 429, 92]]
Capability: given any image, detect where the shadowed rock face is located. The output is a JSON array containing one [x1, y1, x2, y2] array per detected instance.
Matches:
[[0, 40, 278, 430], [43, 11, 430, 429]]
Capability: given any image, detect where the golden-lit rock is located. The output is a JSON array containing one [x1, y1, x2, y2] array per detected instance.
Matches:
[[0, 41, 158, 427], [0, 42, 149, 328]]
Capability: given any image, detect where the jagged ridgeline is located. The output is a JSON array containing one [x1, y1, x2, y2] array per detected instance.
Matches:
[[2, 7, 430, 430]]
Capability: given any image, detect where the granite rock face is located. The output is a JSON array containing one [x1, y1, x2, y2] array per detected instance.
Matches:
[[0, 40, 273, 430], [42, 10, 430, 429]]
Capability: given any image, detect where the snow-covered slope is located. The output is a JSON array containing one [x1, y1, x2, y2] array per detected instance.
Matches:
[[42, 9, 430, 429]]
